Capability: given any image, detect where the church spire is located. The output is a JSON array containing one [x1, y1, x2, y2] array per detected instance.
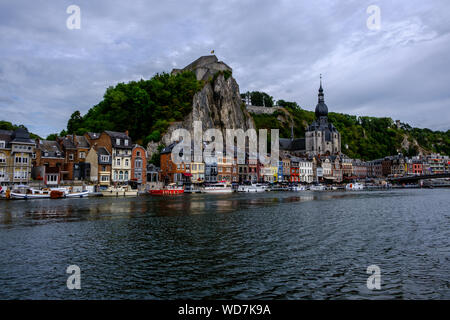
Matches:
[[318, 74, 324, 103], [315, 74, 328, 118]]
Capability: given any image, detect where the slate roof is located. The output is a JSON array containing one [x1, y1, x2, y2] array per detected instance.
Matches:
[[86, 132, 101, 140], [0, 130, 13, 148], [104, 131, 132, 149], [97, 147, 111, 164], [279, 138, 305, 152], [39, 140, 64, 158], [76, 135, 90, 148], [11, 128, 34, 144]]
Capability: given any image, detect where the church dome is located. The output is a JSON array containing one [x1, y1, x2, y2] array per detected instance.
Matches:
[[315, 101, 328, 118]]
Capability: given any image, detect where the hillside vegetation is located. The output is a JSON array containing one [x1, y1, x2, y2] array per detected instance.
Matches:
[[57, 73, 448, 161], [251, 104, 450, 160], [64, 71, 202, 146]]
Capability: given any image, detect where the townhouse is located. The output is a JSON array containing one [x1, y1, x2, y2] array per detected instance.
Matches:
[[0, 128, 35, 185]]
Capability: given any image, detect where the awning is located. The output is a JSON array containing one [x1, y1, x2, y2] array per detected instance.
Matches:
[[183, 173, 192, 177]]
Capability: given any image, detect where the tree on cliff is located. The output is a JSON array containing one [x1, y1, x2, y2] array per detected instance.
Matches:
[[62, 71, 202, 145], [241, 91, 274, 107]]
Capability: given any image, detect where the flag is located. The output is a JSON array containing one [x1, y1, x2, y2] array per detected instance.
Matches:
[[211, 50, 215, 54]]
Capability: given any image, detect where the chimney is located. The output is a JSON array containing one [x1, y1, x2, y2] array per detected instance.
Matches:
[[125, 130, 129, 137]]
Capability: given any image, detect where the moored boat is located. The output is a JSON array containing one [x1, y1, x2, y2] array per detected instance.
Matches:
[[309, 184, 326, 191], [203, 182, 233, 193], [291, 185, 306, 191], [101, 186, 139, 197], [10, 186, 51, 199], [149, 183, 184, 195], [237, 183, 267, 193], [346, 182, 364, 191]]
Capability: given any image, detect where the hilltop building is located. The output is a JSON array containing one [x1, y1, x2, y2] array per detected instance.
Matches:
[[305, 77, 341, 155]]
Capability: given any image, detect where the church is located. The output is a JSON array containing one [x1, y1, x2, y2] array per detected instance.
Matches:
[[279, 77, 341, 156]]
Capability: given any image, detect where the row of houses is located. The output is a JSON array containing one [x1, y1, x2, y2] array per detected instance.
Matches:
[[2, 128, 448, 187], [159, 142, 450, 185], [0, 128, 149, 187]]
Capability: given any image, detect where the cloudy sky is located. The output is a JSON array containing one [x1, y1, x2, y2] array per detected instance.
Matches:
[[1, 0, 449, 137]]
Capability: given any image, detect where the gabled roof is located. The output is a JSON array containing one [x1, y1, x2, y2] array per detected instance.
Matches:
[[0, 130, 13, 148], [104, 131, 132, 149], [61, 136, 77, 149], [86, 132, 101, 140], [76, 135, 90, 148], [97, 147, 110, 155], [279, 138, 305, 152], [11, 128, 34, 144], [39, 140, 64, 158]]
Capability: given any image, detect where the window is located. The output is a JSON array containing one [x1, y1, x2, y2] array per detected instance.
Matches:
[[124, 140, 129, 146], [79, 152, 86, 159], [119, 171, 124, 181], [101, 155, 109, 162], [116, 158, 121, 166], [0, 153, 5, 163], [14, 169, 28, 180], [69, 154, 74, 161], [114, 171, 118, 181], [32, 153, 36, 159], [116, 138, 121, 145], [125, 159, 129, 167], [0, 168, 6, 180], [101, 175, 109, 182], [136, 151, 141, 157], [124, 171, 129, 181], [135, 159, 142, 168], [0, 141, 5, 148], [47, 174, 58, 182]]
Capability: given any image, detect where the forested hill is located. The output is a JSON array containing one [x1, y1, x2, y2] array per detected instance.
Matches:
[[63, 71, 203, 146], [58, 70, 449, 161], [251, 102, 450, 160]]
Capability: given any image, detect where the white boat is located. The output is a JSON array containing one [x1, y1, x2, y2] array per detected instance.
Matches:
[[203, 183, 233, 193], [238, 184, 267, 193], [291, 185, 306, 191], [65, 190, 90, 198], [309, 184, 326, 191], [10, 187, 51, 199], [346, 182, 364, 191], [101, 186, 139, 197]]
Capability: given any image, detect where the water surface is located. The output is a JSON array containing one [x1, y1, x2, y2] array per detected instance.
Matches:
[[0, 189, 449, 299]]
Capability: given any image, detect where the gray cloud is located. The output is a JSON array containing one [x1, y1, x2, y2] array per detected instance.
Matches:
[[0, 0, 449, 137]]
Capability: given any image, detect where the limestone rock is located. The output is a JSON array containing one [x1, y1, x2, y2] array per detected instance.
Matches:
[[161, 55, 255, 146]]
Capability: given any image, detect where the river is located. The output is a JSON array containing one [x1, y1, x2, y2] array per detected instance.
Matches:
[[0, 189, 449, 299]]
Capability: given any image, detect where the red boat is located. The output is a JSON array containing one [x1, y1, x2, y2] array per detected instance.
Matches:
[[149, 184, 184, 195]]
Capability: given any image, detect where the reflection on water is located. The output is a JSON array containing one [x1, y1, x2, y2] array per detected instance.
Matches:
[[0, 189, 449, 299]]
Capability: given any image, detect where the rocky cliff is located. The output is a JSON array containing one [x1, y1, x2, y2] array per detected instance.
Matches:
[[160, 55, 254, 146]]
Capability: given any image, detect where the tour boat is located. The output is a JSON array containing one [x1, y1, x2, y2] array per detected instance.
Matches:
[[10, 187, 51, 199], [149, 184, 184, 195], [291, 185, 306, 191], [203, 182, 233, 193], [101, 186, 139, 197], [237, 184, 267, 193], [345, 182, 364, 191], [309, 184, 326, 191]]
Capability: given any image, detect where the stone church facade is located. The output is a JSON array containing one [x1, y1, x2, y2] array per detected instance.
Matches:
[[305, 79, 341, 155]]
